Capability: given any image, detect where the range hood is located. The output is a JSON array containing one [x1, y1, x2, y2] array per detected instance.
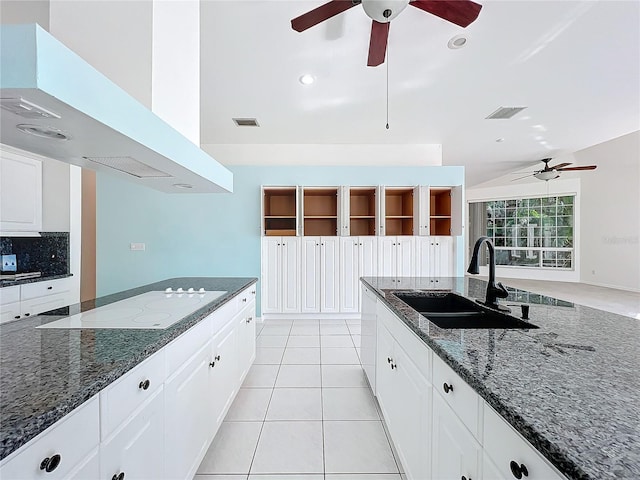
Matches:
[[0, 24, 232, 194]]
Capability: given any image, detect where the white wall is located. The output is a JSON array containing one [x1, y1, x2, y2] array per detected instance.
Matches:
[[42, 158, 70, 232], [466, 177, 581, 282], [0, 1, 50, 29], [578, 131, 639, 292]]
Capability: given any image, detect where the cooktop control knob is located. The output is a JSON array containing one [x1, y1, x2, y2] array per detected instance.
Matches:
[[176, 288, 184, 293], [187, 288, 195, 293], [198, 288, 205, 294], [164, 288, 173, 294]]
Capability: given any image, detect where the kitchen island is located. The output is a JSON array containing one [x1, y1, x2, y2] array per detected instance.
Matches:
[[0, 276, 257, 478], [362, 276, 639, 480]]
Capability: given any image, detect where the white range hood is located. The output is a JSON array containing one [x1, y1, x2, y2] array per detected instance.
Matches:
[[0, 24, 233, 194]]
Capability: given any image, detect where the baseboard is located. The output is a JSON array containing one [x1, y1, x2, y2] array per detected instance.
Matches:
[[581, 280, 640, 293], [262, 312, 361, 321]]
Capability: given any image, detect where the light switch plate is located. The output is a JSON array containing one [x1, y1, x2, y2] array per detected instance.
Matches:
[[130, 243, 145, 251]]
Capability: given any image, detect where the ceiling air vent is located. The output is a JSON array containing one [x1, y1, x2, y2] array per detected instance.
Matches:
[[233, 118, 259, 127], [485, 106, 527, 120], [84, 156, 172, 178]]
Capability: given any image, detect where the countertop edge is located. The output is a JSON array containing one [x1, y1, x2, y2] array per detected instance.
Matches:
[[361, 277, 589, 480]]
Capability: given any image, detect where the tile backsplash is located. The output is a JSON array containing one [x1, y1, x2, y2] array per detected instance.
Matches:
[[0, 233, 69, 276]]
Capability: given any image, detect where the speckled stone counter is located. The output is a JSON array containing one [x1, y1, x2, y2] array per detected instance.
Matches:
[[361, 276, 640, 480], [0, 276, 257, 461], [0, 272, 73, 288]]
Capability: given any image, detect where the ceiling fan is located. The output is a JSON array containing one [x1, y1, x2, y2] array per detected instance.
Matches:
[[291, 0, 483, 67], [513, 158, 598, 182]]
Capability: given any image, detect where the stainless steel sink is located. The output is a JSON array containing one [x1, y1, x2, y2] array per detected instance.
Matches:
[[394, 292, 538, 330]]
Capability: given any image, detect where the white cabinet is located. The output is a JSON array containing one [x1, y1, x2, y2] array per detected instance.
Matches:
[[261, 237, 300, 314], [100, 388, 165, 480], [483, 404, 566, 480], [209, 320, 238, 429], [340, 236, 377, 313], [0, 151, 42, 233], [378, 236, 415, 280], [416, 236, 454, 283], [301, 236, 340, 314], [236, 302, 256, 389], [361, 284, 377, 390], [376, 312, 432, 480], [432, 391, 482, 480], [1, 278, 73, 324], [0, 396, 99, 480]]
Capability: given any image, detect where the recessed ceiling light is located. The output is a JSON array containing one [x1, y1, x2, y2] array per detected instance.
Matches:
[[447, 35, 467, 49], [299, 74, 315, 85], [496, 138, 505, 143], [16, 124, 69, 140], [173, 183, 193, 189]]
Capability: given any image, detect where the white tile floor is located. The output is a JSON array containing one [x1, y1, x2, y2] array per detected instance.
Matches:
[[195, 318, 404, 480]]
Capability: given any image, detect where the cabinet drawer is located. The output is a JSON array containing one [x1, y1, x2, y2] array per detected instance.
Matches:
[[211, 298, 247, 336], [1, 285, 20, 305], [100, 350, 166, 440], [0, 396, 99, 480], [21, 278, 71, 300], [165, 313, 213, 374], [432, 354, 482, 439], [1, 301, 21, 324], [484, 404, 566, 480], [377, 301, 431, 380], [22, 292, 71, 316]]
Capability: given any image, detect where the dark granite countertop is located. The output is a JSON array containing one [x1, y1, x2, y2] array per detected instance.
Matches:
[[361, 276, 640, 480], [0, 273, 73, 288], [0, 276, 257, 461]]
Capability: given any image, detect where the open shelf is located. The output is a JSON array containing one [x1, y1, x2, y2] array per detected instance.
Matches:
[[304, 188, 338, 236], [264, 187, 297, 236], [386, 188, 414, 235], [430, 188, 452, 235]]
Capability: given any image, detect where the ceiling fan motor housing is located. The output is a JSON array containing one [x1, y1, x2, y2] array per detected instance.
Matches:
[[362, 0, 410, 22]]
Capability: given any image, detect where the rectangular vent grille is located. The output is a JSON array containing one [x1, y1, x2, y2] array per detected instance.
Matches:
[[233, 118, 259, 127], [485, 106, 527, 120], [83, 156, 172, 178]]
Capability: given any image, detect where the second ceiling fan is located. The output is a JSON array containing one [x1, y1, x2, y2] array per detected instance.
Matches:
[[291, 0, 483, 67]]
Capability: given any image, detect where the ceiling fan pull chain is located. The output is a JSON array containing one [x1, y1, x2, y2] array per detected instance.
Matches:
[[386, 44, 390, 130]]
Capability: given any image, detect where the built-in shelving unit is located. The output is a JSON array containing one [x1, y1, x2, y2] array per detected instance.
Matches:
[[430, 188, 452, 235], [350, 187, 376, 236], [303, 188, 338, 236], [385, 187, 414, 236], [263, 187, 297, 236]]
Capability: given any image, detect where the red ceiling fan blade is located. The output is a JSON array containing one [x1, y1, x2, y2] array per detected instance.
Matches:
[[410, 0, 482, 27], [557, 165, 598, 171], [549, 162, 572, 170], [291, 0, 359, 32], [367, 20, 390, 67]]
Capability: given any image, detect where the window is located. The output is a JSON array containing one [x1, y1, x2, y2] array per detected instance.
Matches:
[[469, 195, 575, 270]]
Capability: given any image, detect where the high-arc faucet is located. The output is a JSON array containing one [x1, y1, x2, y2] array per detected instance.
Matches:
[[467, 236, 510, 312]]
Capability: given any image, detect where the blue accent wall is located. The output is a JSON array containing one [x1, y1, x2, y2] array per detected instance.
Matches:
[[97, 165, 465, 313]]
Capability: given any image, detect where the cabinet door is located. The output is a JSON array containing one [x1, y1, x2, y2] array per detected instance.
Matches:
[[339, 185, 350, 236], [432, 236, 454, 277], [432, 392, 481, 480], [237, 304, 256, 388], [417, 186, 430, 236], [165, 341, 213, 480], [1, 301, 21, 324], [261, 238, 281, 313], [301, 236, 320, 313], [450, 185, 464, 236], [0, 152, 42, 232], [378, 237, 396, 277], [358, 236, 378, 309], [396, 236, 416, 277], [361, 285, 377, 392], [375, 322, 396, 422], [416, 236, 431, 278], [340, 237, 359, 313], [100, 388, 165, 480], [320, 237, 340, 313], [281, 237, 301, 313], [210, 321, 239, 431]]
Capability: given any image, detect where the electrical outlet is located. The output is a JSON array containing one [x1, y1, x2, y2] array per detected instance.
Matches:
[[130, 243, 146, 251]]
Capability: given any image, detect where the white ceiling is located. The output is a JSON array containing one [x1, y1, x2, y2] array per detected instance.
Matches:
[[199, 0, 640, 186]]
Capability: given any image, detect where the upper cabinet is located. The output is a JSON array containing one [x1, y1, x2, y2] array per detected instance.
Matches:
[[262, 187, 298, 237], [0, 150, 42, 233], [261, 185, 463, 237]]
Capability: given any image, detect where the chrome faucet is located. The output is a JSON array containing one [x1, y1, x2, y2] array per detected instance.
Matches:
[[467, 236, 510, 312]]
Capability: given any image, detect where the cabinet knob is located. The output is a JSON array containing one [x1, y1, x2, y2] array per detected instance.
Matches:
[[112, 473, 125, 480], [138, 379, 150, 390], [24, 313, 30, 317], [251, 291, 256, 295], [443, 382, 454, 394], [47, 286, 53, 290], [215, 355, 221, 361], [246, 317, 253, 323], [242, 298, 247, 302], [387, 357, 392, 363], [209, 361, 216, 368], [461, 477, 472, 480], [14, 315, 20, 319], [390, 363, 397, 370], [40, 454, 61, 472], [509, 461, 528, 479]]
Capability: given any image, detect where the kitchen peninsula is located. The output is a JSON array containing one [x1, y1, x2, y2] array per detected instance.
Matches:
[[0, 276, 257, 479], [361, 276, 639, 480]]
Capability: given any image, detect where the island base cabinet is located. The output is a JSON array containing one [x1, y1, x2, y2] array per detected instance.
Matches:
[[210, 320, 239, 428], [100, 388, 165, 480], [0, 396, 99, 480], [483, 405, 566, 480], [164, 340, 215, 480], [432, 392, 482, 480], [236, 303, 256, 388], [376, 321, 432, 480]]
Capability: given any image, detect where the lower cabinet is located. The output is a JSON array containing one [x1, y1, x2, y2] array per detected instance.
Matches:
[[432, 392, 481, 480], [210, 320, 239, 429], [0, 278, 73, 324]]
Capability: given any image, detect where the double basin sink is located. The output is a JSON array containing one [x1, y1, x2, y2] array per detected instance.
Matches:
[[394, 292, 538, 330]]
